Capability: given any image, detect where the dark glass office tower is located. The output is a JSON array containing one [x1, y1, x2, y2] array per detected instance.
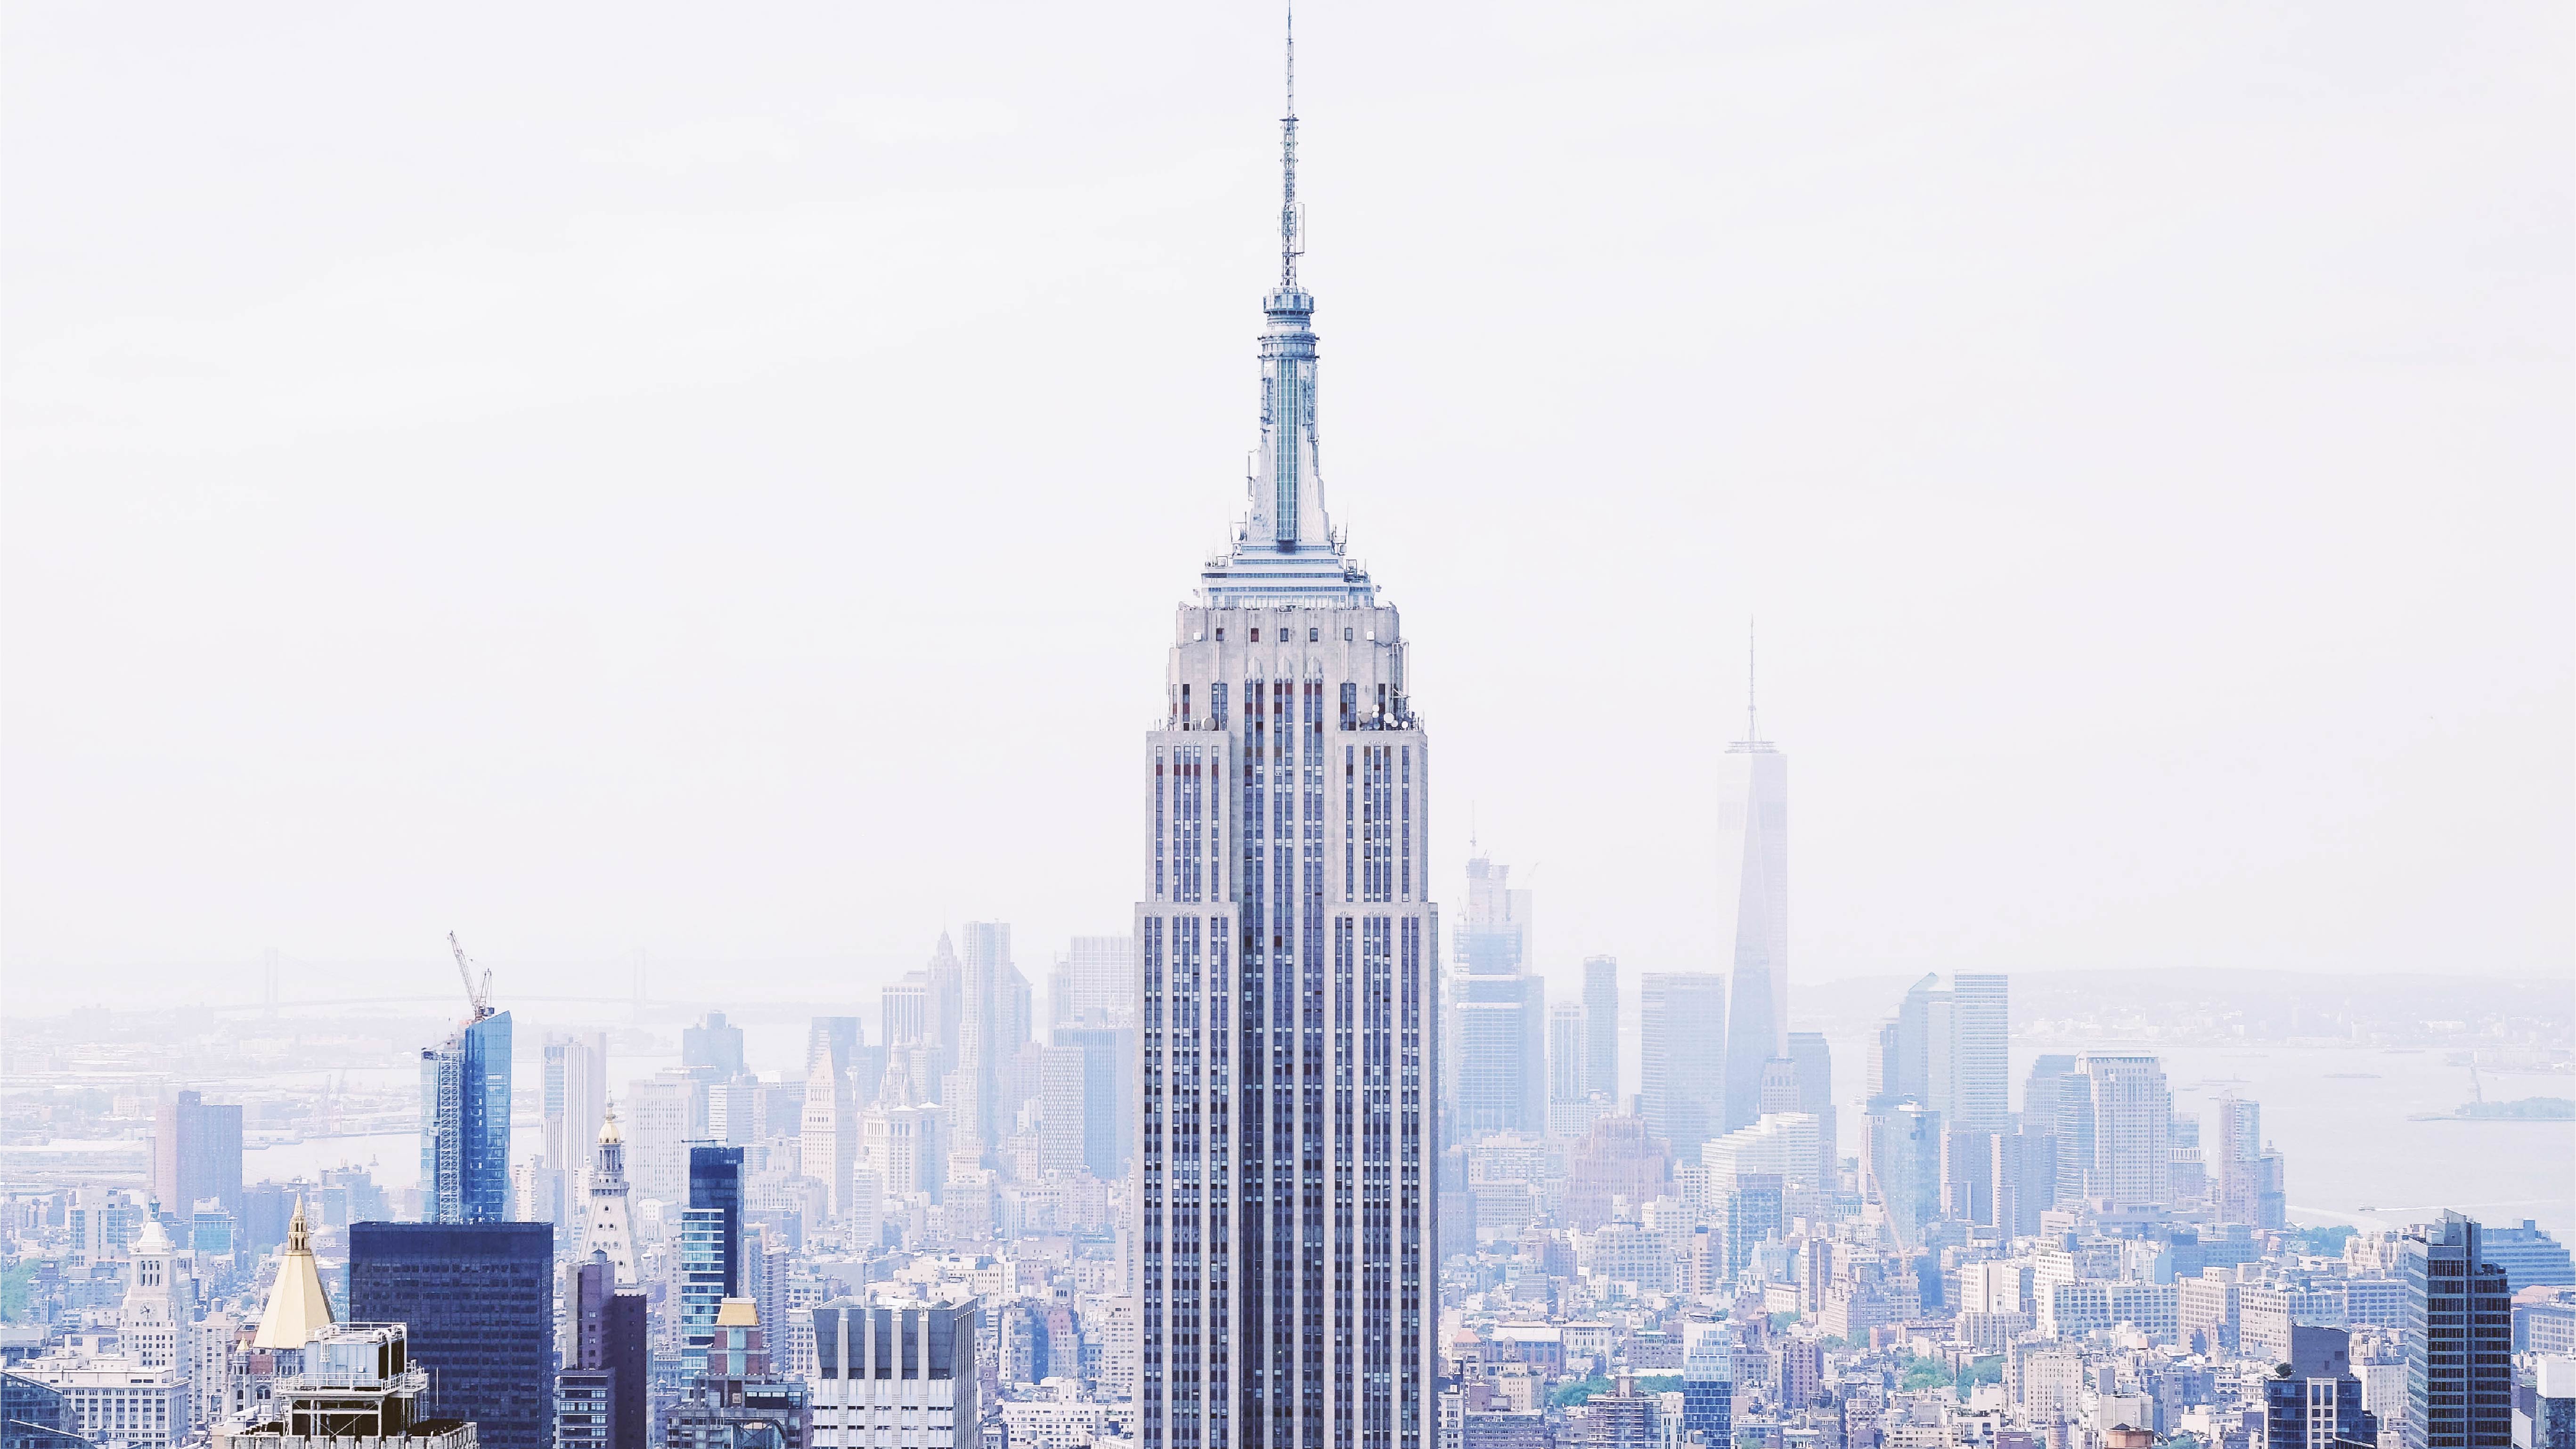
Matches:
[[421, 1010, 512, 1225], [350, 1221, 553, 1449], [688, 1147, 744, 1296], [2405, 1212, 2513, 1449]]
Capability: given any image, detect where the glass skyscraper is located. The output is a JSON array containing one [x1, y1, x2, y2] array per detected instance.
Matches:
[[1453, 853, 1541, 1136], [1638, 974, 1727, 1159], [420, 1009, 511, 1225], [1133, 27, 1435, 1449], [1717, 680, 1788, 1135], [1580, 957, 1618, 1105], [681, 1146, 744, 1373]]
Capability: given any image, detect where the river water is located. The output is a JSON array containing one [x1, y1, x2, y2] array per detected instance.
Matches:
[[1814, 1033, 2575, 1241]]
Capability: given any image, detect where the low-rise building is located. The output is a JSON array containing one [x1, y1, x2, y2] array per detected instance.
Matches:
[[18, 1351, 189, 1449]]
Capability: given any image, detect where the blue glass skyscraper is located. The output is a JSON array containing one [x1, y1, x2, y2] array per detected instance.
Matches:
[[680, 1145, 744, 1373], [421, 1008, 512, 1225]]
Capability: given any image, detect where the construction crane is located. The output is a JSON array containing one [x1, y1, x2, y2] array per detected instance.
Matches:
[[448, 931, 495, 1022]]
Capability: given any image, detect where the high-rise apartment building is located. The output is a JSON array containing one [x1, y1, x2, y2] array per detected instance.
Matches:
[[1027, 1045, 1081, 1178], [1581, 957, 1618, 1105], [1454, 853, 1543, 1136], [556, 1250, 647, 1449], [1132, 41, 1436, 1449], [1639, 974, 1727, 1159], [681, 1147, 746, 1374], [153, 1091, 244, 1223], [1058, 936, 1138, 1026], [2404, 1213, 2512, 1449], [1054, 1024, 1137, 1182], [1785, 1033, 1836, 1193], [544, 1032, 607, 1186], [1716, 667, 1788, 1136], [802, 1052, 857, 1223], [1863, 1102, 1942, 1248], [926, 934, 965, 1062], [683, 1013, 747, 1081], [419, 1007, 511, 1226], [955, 921, 1019, 1163], [621, 1069, 704, 1205], [2071, 1053, 2172, 1210], [2215, 1095, 2263, 1226], [1546, 1002, 1585, 1106], [1867, 974, 2007, 1135], [1948, 975, 2009, 1133], [348, 1222, 553, 1449], [2021, 1054, 2078, 1213]]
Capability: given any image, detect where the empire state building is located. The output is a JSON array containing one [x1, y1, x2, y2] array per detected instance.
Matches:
[[1133, 26, 1436, 1449]]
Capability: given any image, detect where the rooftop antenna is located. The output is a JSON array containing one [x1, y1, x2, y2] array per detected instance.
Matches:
[[1280, 2, 1304, 289]]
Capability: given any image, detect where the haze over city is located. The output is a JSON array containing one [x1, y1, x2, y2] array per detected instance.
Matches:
[[1, 12, 2570, 1449], [5, 3, 2568, 1011]]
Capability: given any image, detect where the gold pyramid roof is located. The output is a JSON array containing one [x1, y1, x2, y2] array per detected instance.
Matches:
[[251, 1198, 336, 1350]]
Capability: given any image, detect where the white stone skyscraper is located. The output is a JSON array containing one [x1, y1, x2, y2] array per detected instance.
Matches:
[[1134, 24, 1435, 1449], [1718, 643, 1788, 1134], [801, 1051, 856, 1222]]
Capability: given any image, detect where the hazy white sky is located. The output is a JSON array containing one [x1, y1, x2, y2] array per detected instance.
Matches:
[[4, 2, 2568, 1015]]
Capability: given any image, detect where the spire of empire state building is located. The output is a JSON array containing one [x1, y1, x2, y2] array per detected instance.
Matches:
[[1206, 3, 1360, 596], [1279, 3, 1302, 292], [1135, 18, 1436, 1449]]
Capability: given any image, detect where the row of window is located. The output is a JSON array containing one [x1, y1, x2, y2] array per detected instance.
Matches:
[[1207, 626, 1367, 644]]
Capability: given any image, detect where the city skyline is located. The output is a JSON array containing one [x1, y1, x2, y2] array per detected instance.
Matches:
[[2, 11, 2570, 1449], [4, 5, 2567, 997]]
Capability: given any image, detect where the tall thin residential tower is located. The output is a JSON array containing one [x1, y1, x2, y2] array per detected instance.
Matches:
[[1136, 24, 1436, 1449]]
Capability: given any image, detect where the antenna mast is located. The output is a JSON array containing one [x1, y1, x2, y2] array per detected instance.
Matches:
[[1280, 3, 1303, 287], [1747, 617, 1758, 743]]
